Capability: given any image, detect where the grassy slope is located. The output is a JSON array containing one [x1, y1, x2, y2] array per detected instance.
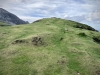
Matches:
[[0, 18, 100, 75], [0, 21, 11, 26]]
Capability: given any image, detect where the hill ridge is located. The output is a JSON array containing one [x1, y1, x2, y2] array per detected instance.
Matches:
[[33, 17, 98, 32]]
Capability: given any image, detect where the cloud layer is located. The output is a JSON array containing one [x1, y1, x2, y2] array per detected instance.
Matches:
[[0, 0, 100, 31]]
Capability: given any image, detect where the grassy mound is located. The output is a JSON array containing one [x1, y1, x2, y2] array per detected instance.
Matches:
[[0, 18, 100, 75], [0, 21, 11, 26]]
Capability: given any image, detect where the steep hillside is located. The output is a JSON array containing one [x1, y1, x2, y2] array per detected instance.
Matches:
[[0, 18, 100, 75], [0, 8, 28, 25]]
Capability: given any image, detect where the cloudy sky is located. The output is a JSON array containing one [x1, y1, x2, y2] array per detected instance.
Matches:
[[0, 0, 100, 31]]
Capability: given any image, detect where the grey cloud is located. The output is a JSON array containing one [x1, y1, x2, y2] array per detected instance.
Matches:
[[66, 15, 86, 22], [66, 13, 100, 31], [86, 9, 100, 21], [83, 0, 100, 10]]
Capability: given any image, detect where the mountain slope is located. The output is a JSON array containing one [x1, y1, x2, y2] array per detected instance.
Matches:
[[0, 18, 100, 75], [0, 8, 28, 25]]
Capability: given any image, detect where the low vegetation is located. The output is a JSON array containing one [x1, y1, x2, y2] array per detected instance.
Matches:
[[78, 32, 87, 37], [0, 18, 100, 75], [0, 21, 11, 26], [93, 35, 100, 43]]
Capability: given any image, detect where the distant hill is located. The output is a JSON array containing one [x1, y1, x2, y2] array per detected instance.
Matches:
[[0, 17, 100, 75], [33, 17, 98, 32], [0, 8, 29, 25]]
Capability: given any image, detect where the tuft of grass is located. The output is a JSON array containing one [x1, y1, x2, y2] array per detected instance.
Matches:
[[12, 55, 30, 64]]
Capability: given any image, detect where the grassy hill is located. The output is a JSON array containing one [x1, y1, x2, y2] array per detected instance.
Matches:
[[0, 17, 100, 75], [0, 21, 11, 26]]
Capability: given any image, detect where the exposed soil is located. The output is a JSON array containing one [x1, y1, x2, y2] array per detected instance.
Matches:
[[57, 60, 66, 65], [96, 70, 100, 75], [12, 39, 26, 44], [32, 37, 44, 46]]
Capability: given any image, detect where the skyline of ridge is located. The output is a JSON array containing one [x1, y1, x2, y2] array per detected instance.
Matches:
[[0, 0, 100, 31]]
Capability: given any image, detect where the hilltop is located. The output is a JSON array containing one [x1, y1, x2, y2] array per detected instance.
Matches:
[[0, 17, 100, 75]]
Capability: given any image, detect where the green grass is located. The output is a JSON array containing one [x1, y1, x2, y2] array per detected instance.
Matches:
[[0, 21, 11, 26], [0, 18, 100, 75]]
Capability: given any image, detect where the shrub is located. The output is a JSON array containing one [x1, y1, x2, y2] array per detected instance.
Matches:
[[93, 36, 100, 43], [74, 23, 98, 32], [78, 33, 87, 37]]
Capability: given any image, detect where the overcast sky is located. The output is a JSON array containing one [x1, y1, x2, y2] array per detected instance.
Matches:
[[0, 0, 100, 31]]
